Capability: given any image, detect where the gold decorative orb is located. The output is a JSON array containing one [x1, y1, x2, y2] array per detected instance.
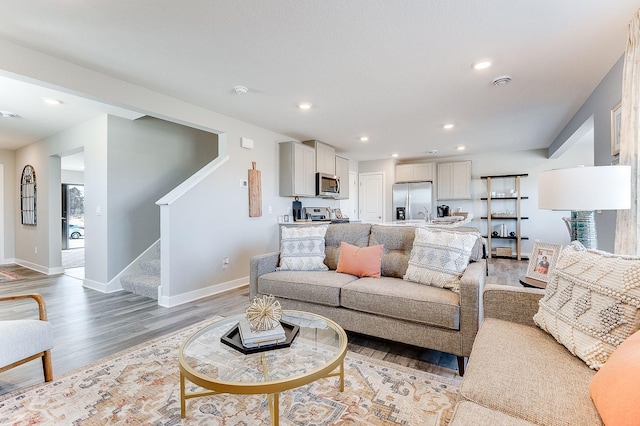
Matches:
[[246, 295, 282, 332]]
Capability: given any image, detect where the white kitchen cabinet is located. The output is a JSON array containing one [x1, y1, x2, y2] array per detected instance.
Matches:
[[437, 161, 471, 200], [303, 140, 336, 175], [395, 163, 434, 182], [279, 141, 316, 197], [335, 156, 350, 199]]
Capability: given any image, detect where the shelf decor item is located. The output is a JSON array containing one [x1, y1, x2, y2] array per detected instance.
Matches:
[[526, 242, 561, 283], [538, 166, 631, 249], [246, 294, 283, 332], [611, 101, 622, 156]]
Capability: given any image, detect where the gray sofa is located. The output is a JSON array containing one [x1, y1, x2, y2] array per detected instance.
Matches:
[[449, 284, 603, 425], [249, 223, 486, 375]]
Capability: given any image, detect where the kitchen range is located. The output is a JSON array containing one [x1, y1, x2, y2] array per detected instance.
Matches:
[[301, 207, 350, 224]]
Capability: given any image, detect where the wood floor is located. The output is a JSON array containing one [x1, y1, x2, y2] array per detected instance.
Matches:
[[0, 258, 528, 396]]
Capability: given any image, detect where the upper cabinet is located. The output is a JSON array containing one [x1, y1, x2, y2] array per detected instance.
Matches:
[[303, 140, 336, 175], [335, 156, 350, 200], [279, 141, 316, 197], [395, 163, 434, 183], [437, 161, 472, 200]]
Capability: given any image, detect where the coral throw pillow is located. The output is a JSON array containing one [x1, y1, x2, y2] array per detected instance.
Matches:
[[589, 329, 640, 425], [336, 242, 384, 278]]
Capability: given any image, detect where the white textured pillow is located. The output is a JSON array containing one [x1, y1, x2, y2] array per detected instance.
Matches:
[[403, 227, 480, 292], [534, 242, 640, 370], [278, 225, 329, 271]]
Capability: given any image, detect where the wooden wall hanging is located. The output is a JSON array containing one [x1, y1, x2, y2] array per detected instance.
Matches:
[[21, 165, 37, 225], [248, 161, 262, 217]]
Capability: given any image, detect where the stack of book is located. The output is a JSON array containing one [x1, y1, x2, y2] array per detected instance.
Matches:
[[238, 318, 286, 348]]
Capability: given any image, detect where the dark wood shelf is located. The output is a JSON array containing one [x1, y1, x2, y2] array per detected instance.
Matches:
[[480, 196, 529, 200], [481, 217, 529, 220], [481, 173, 528, 179], [483, 235, 529, 240]]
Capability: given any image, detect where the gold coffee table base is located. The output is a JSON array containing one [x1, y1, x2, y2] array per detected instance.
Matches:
[[178, 311, 348, 425]]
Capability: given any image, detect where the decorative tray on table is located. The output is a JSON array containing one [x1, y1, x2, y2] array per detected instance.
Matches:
[[221, 321, 299, 355]]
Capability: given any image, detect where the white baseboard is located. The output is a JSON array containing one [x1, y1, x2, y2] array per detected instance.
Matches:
[[15, 259, 64, 275], [158, 276, 248, 308], [82, 277, 123, 293]]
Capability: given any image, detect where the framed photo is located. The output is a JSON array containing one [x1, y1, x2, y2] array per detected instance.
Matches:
[[526, 242, 562, 283], [611, 101, 622, 156], [334, 208, 343, 219]]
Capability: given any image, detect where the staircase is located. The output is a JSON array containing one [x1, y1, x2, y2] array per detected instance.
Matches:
[[120, 244, 161, 300]]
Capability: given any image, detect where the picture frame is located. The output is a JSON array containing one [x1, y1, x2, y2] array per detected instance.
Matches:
[[334, 208, 343, 219], [611, 101, 622, 156], [526, 242, 562, 283]]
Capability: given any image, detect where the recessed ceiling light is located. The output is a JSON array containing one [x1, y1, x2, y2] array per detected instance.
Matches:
[[457, 146, 466, 151], [360, 136, 370, 142], [298, 102, 313, 110], [42, 97, 63, 105], [473, 60, 492, 70], [0, 111, 17, 119], [443, 123, 454, 130], [391, 153, 399, 158]]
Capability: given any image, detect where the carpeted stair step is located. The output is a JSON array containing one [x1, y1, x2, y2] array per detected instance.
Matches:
[[120, 273, 160, 300], [140, 258, 161, 275]]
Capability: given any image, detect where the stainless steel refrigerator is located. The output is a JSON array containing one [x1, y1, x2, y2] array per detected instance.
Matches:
[[392, 182, 433, 221]]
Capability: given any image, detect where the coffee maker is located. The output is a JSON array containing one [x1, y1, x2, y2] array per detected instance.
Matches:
[[437, 205, 450, 217], [292, 197, 302, 221]]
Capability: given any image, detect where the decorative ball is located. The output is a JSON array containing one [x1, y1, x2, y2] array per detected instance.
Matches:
[[246, 295, 283, 332]]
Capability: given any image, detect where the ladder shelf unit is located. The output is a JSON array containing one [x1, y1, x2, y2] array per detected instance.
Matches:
[[481, 174, 528, 260]]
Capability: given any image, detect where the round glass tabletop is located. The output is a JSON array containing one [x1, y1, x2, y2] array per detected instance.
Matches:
[[179, 310, 347, 395]]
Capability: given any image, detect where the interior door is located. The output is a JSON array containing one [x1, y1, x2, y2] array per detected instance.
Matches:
[[359, 172, 384, 223]]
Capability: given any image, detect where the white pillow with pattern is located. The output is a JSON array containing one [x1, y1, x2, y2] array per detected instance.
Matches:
[[403, 227, 479, 292], [534, 241, 640, 369], [278, 225, 329, 271]]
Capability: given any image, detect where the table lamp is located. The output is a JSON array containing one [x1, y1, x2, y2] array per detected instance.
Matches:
[[538, 165, 631, 249]]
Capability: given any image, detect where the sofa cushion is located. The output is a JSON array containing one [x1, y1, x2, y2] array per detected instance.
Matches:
[[369, 225, 415, 278], [336, 242, 384, 278], [324, 223, 372, 270], [278, 225, 329, 271], [340, 276, 460, 330], [460, 318, 602, 426], [404, 227, 479, 293], [533, 241, 640, 369], [449, 401, 536, 426], [258, 270, 358, 307], [589, 329, 640, 426]]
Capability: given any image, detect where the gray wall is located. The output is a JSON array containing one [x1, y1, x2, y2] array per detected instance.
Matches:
[[0, 149, 15, 263], [548, 56, 624, 251], [106, 115, 217, 278]]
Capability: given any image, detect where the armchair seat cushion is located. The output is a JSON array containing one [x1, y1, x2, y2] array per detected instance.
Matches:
[[460, 318, 601, 426], [0, 319, 54, 367], [341, 277, 460, 329]]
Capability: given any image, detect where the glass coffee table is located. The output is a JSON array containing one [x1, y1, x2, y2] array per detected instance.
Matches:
[[178, 310, 348, 424]]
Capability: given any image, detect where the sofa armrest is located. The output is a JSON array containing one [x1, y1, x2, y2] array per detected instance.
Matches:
[[483, 284, 545, 328], [249, 252, 280, 299], [459, 260, 486, 356], [0, 293, 48, 321]]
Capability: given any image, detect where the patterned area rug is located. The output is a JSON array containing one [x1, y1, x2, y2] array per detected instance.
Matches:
[[0, 319, 461, 425], [0, 270, 25, 282]]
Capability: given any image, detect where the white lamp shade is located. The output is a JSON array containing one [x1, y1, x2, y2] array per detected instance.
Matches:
[[538, 165, 631, 211]]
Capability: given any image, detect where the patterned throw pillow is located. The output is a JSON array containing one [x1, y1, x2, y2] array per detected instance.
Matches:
[[533, 242, 640, 370], [278, 225, 329, 271], [403, 227, 480, 293]]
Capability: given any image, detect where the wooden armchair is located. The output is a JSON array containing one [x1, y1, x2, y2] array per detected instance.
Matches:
[[0, 293, 53, 382]]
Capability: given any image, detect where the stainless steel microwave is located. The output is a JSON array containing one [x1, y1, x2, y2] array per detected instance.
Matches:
[[316, 173, 340, 197]]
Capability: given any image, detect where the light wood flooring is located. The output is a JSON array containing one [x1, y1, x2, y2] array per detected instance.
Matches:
[[0, 258, 528, 396]]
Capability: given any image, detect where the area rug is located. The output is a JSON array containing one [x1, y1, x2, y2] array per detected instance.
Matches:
[[0, 319, 461, 425], [0, 269, 25, 282]]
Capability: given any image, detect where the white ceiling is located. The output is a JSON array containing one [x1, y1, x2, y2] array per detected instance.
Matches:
[[0, 1, 638, 161]]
